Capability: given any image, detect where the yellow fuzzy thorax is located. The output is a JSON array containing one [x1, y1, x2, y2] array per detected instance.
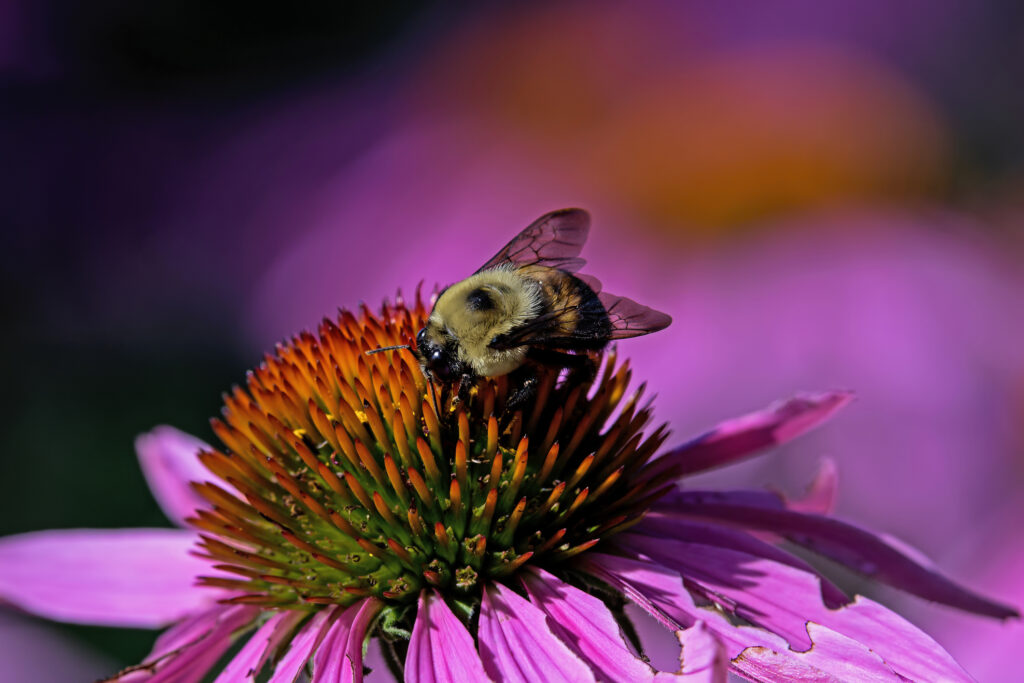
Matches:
[[428, 266, 543, 377]]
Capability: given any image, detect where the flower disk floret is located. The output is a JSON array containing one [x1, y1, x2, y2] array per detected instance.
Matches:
[[192, 292, 669, 616]]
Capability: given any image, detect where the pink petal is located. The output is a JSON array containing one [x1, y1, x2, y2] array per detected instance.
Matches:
[[617, 533, 839, 650], [654, 496, 1019, 619], [0, 528, 214, 628], [149, 603, 240, 659], [582, 553, 903, 682], [115, 604, 260, 683], [405, 590, 491, 683], [522, 567, 655, 681], [215, 610, 305, 682], [733, 623, 901, 683], [824, 596, 977, 683], [582, 552, 779, 646], [594, 541, 974, 683], [651, 392, 853, 478], [312, 598, 384, 683], [632, 515, 848, 608], [479, 582, 595, 682], [136, 426, 217, 527], [269, 608, 339, 683], [146, 605, 258, 683], [657, 622, 727, 682], [659, 488, 788, 510]]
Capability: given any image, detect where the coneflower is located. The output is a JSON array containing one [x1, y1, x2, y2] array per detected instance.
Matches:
[[0, 293, 1015, 682]]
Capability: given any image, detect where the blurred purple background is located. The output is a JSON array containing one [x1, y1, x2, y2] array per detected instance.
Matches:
[[3, 0, 1023, 678]]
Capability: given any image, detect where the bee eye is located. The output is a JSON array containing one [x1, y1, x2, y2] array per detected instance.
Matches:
[[466, 288, 494, 311], [416, 329, 427, 347]]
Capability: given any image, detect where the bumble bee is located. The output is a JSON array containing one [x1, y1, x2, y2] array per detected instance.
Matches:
[[410, 209, 671, 400]]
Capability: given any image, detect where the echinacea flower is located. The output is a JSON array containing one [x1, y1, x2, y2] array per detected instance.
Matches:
[[0, 293, 1015, 681]]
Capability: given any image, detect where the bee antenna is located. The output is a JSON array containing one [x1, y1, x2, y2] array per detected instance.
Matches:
[[365, 344, 412, 355]]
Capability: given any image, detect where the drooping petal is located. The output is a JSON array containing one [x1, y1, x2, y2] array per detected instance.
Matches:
[[616, 532, 837, 650], [136, 426, 217, 527], [405, 590, 491, 683], [269, 607, 339, 683], [658, 488, 789, 510], [148, 603, 242, 660], [653, 496, 1019, 619], [114, 604, 260, 683], [616, 532, 974, 679], [145, 605, 259, 683], [582, 552, 775, 645], [479, 582, 595, 683], [655, 622, 727, 682], [312, 598, 384, 683], [0, 528, 214, 628], [631, 515, 848, 607], [214, 610, 305, 682], [522, 567, 656, 681], [649, 392, 853, 478], [585, 552, 974, 683], [582, 553, 899, 682]]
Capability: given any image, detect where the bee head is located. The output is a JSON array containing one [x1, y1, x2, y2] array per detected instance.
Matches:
[[415, 325, 464, 382], [416, 271, 542, 382]]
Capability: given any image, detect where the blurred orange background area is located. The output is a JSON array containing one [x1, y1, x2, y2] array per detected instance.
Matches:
[[414, 4, 949, 233]]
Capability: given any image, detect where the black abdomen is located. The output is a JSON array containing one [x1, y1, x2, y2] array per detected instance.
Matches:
[[535, 272, 612, 350]]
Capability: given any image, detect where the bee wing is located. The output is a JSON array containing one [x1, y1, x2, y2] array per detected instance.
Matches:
[[578, 274, 673, 340], [489, 294, 671, 350], [487, 306, 584, 350], [598, 292, 673, 339], [476, 208, 590, 274]]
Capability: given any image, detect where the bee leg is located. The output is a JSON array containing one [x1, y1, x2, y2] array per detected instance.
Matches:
[[571, 354, 600, 386], [527, 348, 595, 375], [524, 347, 600, 393], [506, 367, 540, 410], [456, 374, 477, 407]]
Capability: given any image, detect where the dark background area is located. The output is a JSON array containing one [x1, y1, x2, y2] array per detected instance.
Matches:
[[1, 0, 438, 667]]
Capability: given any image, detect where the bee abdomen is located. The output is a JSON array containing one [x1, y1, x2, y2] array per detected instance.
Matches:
[[536, 270, 611, 350], [567, 274, 612, 348]]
